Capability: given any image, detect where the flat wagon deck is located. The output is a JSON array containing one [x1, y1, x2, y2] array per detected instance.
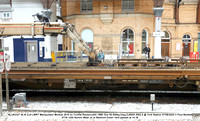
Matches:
[[1, 62, 200, 91]]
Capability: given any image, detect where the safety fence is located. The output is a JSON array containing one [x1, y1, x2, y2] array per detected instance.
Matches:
[[103, 50, 119, 60], [52, 50, 119, 63], [52, 51, 83, 63]]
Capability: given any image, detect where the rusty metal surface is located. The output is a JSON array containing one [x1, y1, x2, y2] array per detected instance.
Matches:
[[1, 62, 200, 80]]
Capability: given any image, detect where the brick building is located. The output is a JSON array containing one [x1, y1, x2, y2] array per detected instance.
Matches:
[[61, 0, 200, 59]]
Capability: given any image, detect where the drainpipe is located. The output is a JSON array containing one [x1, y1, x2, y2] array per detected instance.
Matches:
[[175, 0, 182, 24], [197, 0, 200, 24]]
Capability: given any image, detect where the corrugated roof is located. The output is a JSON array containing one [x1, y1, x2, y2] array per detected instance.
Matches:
[[0, 4, 12, 12]]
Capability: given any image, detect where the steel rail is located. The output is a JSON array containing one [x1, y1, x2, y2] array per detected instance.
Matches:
[[9, 89, 200, 94]]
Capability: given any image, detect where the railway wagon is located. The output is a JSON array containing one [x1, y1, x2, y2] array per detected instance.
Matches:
[[2, 60, 200, 91]]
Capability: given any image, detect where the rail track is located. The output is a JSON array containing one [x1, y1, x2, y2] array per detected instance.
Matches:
[[7, 89, 200, 94]]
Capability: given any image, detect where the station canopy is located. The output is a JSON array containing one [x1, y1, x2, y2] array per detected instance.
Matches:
[[0, 0, 10, 4]]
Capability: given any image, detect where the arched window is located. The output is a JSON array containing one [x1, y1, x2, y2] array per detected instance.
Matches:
[[75, 29, 93, 56], [183, 34, 191, 43], [162, 31, 170, 42], [81, 29, 93, 50], [182, 34, 191, 56], [71, 29, 93, 53], [121, 28, 134, 55], [141, 30, 148, 54]]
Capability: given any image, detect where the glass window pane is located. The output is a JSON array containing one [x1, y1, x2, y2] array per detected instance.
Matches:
[[121, 28, 134, 55], [122, 42, 128, 52], [162, 31, 170, 39], [183, 34, 191, 43], [122, 30, 127, 40], [142, 30, 146, 42], [124, 29, 128, 35], [142, 30, 148, 54], [129, 29, 134, 40], [81, 0, 93, 12], [162, 39, 170, 43], [186, 34, 190, 39], [129, 42, 134, 54], [142, 30, 146, 36], [183, 34, 191, 39], [142, 42, 146, 54], [165, 31, 169, 38], [122, 0, 135, 11], [73, 42, 75, 51], [122, 29, 134, 41]]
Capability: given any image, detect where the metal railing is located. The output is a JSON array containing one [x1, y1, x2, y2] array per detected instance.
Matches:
[[53, 50, 119, 63], [54, 50, 83, 62], [103, 50, 119, 60]]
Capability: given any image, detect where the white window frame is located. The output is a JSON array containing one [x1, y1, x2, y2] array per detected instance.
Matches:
[[121, 28, 135, 56], [161, 31, 171, 43], [71, 41, 75, 51], [81, 29, 93, 56], [2, 12, 11, 19], [182, 34, 191, 43], [141, 29, 148, 55], [182, 34, 191, 57]]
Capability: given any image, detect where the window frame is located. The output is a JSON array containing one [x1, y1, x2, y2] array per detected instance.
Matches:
[[81, 29, 94, 56], [122, 0, 135, 12], [182, 34, 191, 43], [121, 28, 135, 56], [141, 29, 148, 55], [81, 0, 93, 13], [2, 12, 12, 19], [161, 31, 171, 43]]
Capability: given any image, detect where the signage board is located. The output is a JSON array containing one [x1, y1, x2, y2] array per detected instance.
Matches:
[[5, 60, 11, 71], [150, 94, 155, 102], [153, 32, 165, 37]]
